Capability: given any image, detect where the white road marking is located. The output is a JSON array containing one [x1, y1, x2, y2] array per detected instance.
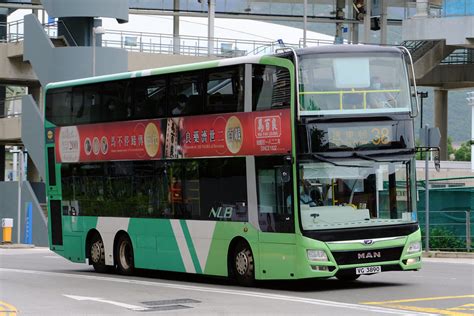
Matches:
[[0, 268, 434, 315], [64, 294, 149, 311]]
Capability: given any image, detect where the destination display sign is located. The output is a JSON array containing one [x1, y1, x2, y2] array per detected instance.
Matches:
[[308, 120, 413, 152], [327, 125, 394, 149], [54, 109, 291, 163]]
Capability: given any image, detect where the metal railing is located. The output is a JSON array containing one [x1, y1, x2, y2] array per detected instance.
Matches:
[[0, 96, 23, 118], [420, 210, 473, 252], [102, 29, 304, 57], [1, 19, 339, 58], [441, 48, 474, 65], [418, 176, 473, 252]]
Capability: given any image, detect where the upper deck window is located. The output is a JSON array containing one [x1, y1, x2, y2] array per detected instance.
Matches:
[[298, 52, 411, 116]]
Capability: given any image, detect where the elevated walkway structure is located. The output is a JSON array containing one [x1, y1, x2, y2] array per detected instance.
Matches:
[[402, 0, 474, 160]]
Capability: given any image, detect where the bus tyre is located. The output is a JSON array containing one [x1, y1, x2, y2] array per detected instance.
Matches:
[[335, 271, 360, 282], [90, 235, 108, 273], [232, 241, 255, 286], [115, 234, 134, 275]]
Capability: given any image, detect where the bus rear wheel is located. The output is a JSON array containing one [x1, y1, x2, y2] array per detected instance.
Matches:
[[90, 234, 108, 273], [115, 234, 134, 275], [232, 241, 255, 286]]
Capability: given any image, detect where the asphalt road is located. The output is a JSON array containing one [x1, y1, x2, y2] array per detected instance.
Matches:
[[0, 248, 473, 316]]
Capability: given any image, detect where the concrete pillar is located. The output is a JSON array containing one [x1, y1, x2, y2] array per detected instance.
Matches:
[[173, 0, 180, 54], [415, 0, 429, 17], [303, 0, 307, 47], [0, 13, 6, 181], [434, 88, 448, 160], [334, 0, 345, 44], [363, 0, 372, 43], [208, 0, 215, 56], [380, 0, 388, 45]]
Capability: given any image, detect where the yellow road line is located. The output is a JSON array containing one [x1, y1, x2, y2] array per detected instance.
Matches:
[[447, 303, 474, 311], [363, 294, 474, 305], [378, 304, 473, 316], [0, 301, 17, 316]]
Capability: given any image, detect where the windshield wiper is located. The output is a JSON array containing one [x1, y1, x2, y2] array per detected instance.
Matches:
[[352, 152, 411, 163], [311, 153, 371, 168]]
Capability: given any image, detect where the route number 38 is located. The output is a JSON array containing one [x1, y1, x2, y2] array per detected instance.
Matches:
[[371, 127, 390, 145]]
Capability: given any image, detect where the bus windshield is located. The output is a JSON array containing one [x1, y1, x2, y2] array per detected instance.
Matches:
[[299, 52, 411, 115], [298, 158, 416, 231]]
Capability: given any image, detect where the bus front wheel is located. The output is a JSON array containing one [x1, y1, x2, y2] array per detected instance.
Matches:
[[115, 234, 134, 275], [232, 241, 255, 286], [90, 234, 108, 273]]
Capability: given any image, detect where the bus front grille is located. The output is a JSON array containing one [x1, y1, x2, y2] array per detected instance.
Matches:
[[331, 247, 403, 265]]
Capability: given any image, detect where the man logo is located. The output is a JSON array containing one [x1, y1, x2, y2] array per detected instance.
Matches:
[[363, 239, 374, 245], [357, 251, 381, 259]]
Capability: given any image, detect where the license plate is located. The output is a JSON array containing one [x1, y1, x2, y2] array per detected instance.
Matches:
[[356, 266, 381, 275]]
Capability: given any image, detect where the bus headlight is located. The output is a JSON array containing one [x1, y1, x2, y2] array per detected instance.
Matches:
[[407, 241, 421, 253], [307, 249, 328, 261]]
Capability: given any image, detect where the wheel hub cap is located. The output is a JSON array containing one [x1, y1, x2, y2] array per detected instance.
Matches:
[[236, 251, 248, 275]]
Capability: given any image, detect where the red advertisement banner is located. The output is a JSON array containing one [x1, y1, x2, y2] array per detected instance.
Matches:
[[55, 109, 291, 163]]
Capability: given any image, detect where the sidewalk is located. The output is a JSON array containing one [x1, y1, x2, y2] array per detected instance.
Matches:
[[422, 251, 474, 259], [0, 243, 34, 249]]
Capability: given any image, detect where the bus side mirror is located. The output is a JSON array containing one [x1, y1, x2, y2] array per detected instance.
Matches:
[[281, 166, 291, 183]]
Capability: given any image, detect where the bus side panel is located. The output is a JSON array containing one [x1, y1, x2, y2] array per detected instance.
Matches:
[[59, 216, 98, 263], [204, 222, 259, 277], [258, 233, 297, 280], [128, 218, 186, 272]]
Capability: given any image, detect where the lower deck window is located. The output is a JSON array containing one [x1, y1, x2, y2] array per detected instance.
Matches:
[[61, 158, 247, 221]]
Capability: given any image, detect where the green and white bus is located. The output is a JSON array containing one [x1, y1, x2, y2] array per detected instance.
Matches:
[[45, 44, 422, 285]]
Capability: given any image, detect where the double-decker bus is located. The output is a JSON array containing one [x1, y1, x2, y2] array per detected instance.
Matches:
[[44, 44, 422, 285]]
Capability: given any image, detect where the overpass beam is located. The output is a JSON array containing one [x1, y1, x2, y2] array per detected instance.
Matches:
[[434, 88, 448, 160]]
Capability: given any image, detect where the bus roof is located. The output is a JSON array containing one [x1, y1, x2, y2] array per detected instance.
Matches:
[[45, 54, 265, 91], [295, 44, 403, 56]]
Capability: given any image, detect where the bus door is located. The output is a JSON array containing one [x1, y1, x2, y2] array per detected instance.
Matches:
[[255, 157, 296, 279]]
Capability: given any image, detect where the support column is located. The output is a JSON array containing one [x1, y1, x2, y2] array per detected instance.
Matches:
[[380, 0, 388, 45], [0, 85, 5, 181], [434, 89, 448, 160], [334, 0, 345, 44], [363, 0, 372, 43], [415, 0, 429, 17], [0, 12, 6, 181], [303, 0, 307, 47], [208, 0, 215, 56], [173, 0, 180, 54]]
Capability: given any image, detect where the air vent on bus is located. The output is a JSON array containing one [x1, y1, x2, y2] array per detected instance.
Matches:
[[47, 147, 57, 186], [50, 200, 63, 245]]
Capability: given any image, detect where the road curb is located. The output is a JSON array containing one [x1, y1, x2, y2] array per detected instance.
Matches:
[[0, 243, 35, 249], [422, 251, 474, 259]]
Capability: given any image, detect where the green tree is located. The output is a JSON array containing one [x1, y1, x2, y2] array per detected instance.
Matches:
[[454, 140, 472, 161]]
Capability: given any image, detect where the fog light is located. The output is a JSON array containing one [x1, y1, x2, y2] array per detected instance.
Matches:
[[311, 265, 329, 271], [307, 249, 328, 261], [406, 257, 420, 265]]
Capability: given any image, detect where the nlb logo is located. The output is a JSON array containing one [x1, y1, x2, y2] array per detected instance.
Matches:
[[209, 206, 233, 219]]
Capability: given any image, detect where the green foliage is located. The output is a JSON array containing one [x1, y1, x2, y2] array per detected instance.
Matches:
[[454, 141, 472, 161], [423, 227, 466, 250]]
